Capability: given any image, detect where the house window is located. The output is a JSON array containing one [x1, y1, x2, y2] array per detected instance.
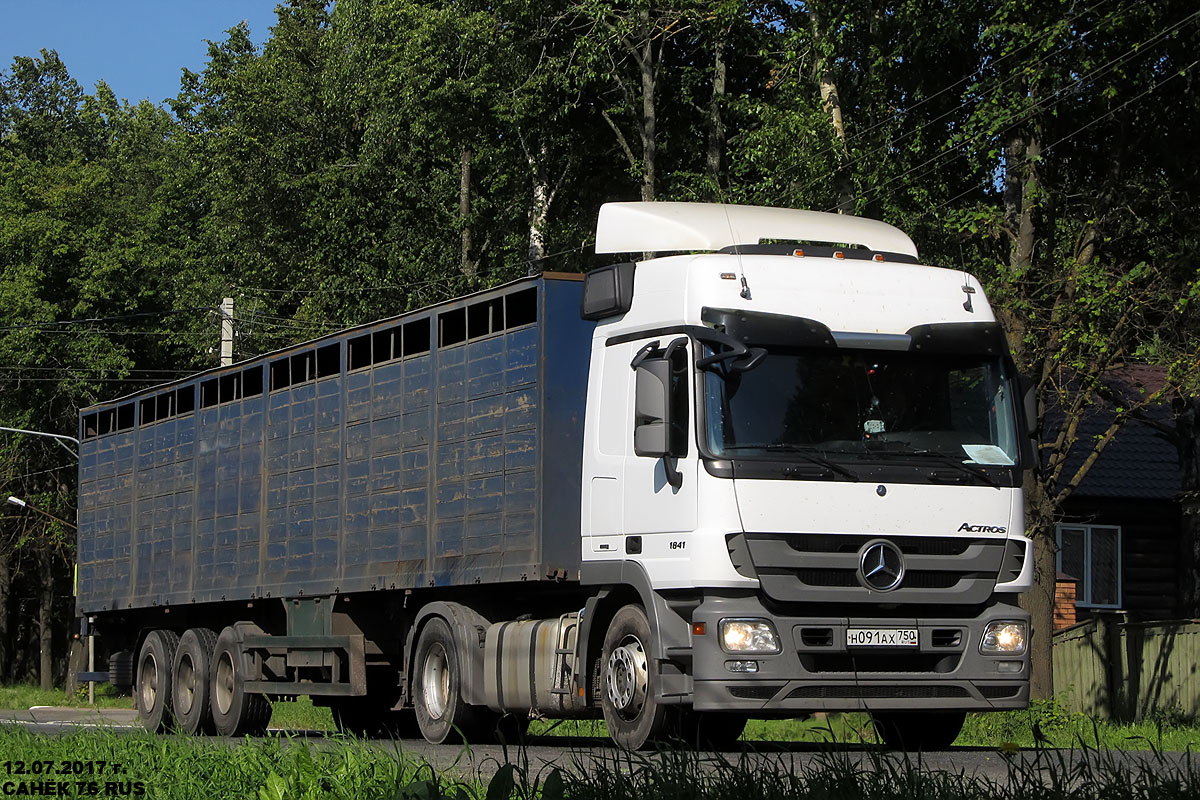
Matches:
[[1056, 524, 1122, 609]]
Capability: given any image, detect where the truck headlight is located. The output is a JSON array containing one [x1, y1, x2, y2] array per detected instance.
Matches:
[[980, 621, 1027, 655], [720, 619, 780, 653]]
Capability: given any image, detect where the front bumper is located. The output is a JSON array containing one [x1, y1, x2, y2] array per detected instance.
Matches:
[[691, 594, 1030, 713]]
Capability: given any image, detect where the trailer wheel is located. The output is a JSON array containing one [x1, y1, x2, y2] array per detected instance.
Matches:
[[171, 628, 217, 735], [601, 604, 671, 750], [210, 626, 270, 736], [871, 711, 965, 751], [413, 617, 480, 744], [135, 630, 180, 732]]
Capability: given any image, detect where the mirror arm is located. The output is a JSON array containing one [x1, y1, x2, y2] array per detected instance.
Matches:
[[663, 456, 682, 489]]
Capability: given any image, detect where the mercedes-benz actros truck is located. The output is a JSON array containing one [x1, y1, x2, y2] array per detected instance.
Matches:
[[76, 202, 1033, 749]]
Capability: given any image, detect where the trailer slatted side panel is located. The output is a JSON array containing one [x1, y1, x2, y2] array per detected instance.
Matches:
[[76, 275, 590, 615]]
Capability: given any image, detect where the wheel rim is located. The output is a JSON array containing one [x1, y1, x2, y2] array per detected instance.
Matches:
[[421, 643, 450, 720], [214, 651, 235, 715], [606, 634, 648, 721], [139, 652, 159, 713], [176, 653, 196, 715]]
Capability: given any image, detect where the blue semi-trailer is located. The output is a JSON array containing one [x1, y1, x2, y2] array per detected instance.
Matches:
[[76, 203, 1033, 750]]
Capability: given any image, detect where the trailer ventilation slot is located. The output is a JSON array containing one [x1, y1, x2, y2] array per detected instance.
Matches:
[[348, 318, 431, 371], [439, 287, 539, 348]]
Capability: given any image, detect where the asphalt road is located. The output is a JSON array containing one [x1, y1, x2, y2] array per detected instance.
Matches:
[[1, 707, 1194, 786]]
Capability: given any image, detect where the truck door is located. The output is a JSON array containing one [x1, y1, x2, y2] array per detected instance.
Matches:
[[620, 337, 697, 541]]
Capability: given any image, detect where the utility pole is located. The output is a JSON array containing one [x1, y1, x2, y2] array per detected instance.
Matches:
[[219, 297, 234, 366]]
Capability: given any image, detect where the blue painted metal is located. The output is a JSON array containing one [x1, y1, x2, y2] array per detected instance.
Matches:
[[76, 275, 591, 614]]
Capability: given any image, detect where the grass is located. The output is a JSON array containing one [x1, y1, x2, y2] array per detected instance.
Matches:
[[0, 682, 132, 710], [2, 724, 1200, 800], [8, 684, 1200, 751], [531, 700, 1200, 751]]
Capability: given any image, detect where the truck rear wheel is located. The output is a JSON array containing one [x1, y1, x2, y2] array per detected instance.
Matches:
[[171, 628, 217, 735], [413, 617, 480, 744], [210, 626, 270, 736], [135, 630, 179, 732], [872, 711, 966, 751], [601, 604, 672, 750]]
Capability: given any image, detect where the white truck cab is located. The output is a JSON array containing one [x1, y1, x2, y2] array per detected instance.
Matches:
[[577, 202, 1033, 749]]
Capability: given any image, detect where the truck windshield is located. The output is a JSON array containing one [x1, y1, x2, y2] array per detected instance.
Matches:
[[702, 346, 1020, 466]]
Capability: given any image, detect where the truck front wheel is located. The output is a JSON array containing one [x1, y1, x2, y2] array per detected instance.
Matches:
[[413, 617, 480, 744], [135, 630, 179, 732], [871, 711, 966, 751], [209, 627, 270, 736], [601, 604, 671, 750]]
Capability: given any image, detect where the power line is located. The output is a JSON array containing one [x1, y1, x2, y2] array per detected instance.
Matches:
[[841, 9, 1200, 212], [0, 307, 214, 333]]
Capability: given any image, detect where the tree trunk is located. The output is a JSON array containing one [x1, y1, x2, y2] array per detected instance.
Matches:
[[638, 8, 656, 202], [1175, 394, 1200, 616], [527, 143, 552, 271], [1019, 478, 1058, 699], [65, 637, 86, 699], [0, 550, 9, 682], [459, 146, 476, 280], [1004, 127, 1054, 697], [39, 554, 53, 691], [706, 33, 727, 188], [809, 8, 853, 213]]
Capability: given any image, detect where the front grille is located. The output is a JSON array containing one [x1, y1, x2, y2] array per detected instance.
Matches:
[[729, 685, 783, 700], [743, 532, 1006, 604], [784, 535, 981, 556], [801, 653, 961, 674], [786, 685, 970, 700], [979, 685, 1022, 699]]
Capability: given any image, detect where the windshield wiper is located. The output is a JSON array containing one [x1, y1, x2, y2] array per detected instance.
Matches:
[[907, 450, 1001, 488], [721, 444, 860, 481]]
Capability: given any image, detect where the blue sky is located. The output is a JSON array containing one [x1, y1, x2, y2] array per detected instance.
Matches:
[[0, 1, 280, 105]]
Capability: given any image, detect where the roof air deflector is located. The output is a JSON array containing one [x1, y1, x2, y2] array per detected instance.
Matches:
[[594, 202, 918, 259]]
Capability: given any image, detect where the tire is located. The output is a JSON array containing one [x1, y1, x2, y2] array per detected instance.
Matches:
[[601, 604, 673, 750], [872, 711, 966, 751], [209, 626, 270, 737], [412, 617, 481, 744], [135, 630, 180, 732], [171, 628, 217, 735]]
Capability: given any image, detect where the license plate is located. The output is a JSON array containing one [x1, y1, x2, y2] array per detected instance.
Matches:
[[846, 628, 919, 647]]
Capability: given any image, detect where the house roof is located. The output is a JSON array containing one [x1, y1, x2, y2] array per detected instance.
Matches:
[[1048, 365, 1180, 500]]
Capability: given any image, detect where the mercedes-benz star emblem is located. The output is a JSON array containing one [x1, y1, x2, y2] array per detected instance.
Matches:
[[858, 540, 905, 592]]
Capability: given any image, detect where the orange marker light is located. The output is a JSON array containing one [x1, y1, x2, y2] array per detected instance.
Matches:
[[792, 249, 805, 258], [873, 253, 885, 262], [833, 250, 845, 259], [692, 622, 707, 636]]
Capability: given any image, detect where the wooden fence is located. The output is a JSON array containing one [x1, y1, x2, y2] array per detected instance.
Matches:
[[1053, 617, 1200, 720]]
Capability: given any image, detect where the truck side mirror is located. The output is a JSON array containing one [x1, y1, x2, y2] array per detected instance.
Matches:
[[1019, 373, 1039, 470], [634, 358, 672, 459]]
